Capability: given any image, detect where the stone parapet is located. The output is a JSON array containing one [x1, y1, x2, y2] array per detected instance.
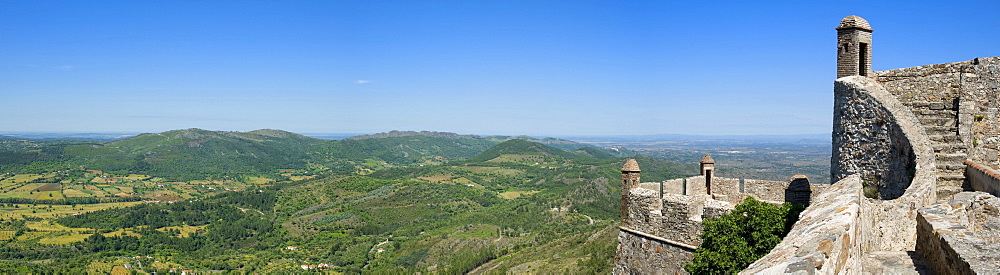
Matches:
[[833, 76, 936, 200], [741, 175, 864, 274], [616, 161, 814, 273], [661, 178, 686, 195], [615, 180, 736, 274], [834, 76, 939, 251], [966, 156, 1000, 197], [712, 177, 741, 197], [916, 192, 1000, 274], [686, 176, 708, 196], [624, 187, 662, 232], [655, 175, 808, 206], [614, 228, 694, 275], [743, 179, 788, 203]]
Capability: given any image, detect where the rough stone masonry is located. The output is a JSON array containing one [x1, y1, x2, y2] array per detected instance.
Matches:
[[613, 156, 817, 274], [616, 15, 1000, 274]]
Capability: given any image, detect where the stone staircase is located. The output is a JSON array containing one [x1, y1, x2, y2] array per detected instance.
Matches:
[[909, 101, 967, 199]]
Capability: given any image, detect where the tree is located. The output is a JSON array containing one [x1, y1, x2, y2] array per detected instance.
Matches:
[[685, 197, 804, 274]]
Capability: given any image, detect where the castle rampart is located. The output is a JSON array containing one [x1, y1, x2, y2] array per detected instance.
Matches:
[[742, 175, 864, 274], [834, 75, 939, 251], [614, 157, 814, 274]]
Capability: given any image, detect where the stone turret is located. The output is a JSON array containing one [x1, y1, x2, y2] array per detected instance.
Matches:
[[622, 158, 641, 188], [620, 159, 641, 227], [836, 15, 873, 78], [700, 154, 715, 195], [699, 154, 715, 176]]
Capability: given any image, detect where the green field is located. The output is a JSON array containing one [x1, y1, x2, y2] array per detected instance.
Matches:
[[499, 190, 540, 199]]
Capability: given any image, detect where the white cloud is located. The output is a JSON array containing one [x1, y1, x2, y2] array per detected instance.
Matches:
[[355, 80, 370, 84]]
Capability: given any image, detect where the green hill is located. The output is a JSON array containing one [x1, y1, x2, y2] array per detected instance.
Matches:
[[468, 139, 584, 162], [0, 129, 626, 182], [34, 128, 325, 180], [328, 134, 498, 166]]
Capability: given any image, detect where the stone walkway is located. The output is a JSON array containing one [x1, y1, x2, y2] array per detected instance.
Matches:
[[861, 251, 932, 274]]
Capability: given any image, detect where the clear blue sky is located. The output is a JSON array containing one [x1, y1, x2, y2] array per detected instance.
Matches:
[[2, 1, 997, 136]]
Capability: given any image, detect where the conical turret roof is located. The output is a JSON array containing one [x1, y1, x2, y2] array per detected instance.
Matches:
[[700, 154, 715, 164], [622, 159, 640, 172], [836, 15, 872, 31]]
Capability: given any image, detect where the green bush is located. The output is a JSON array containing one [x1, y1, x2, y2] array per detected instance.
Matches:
[[685, 197, 804, 274]]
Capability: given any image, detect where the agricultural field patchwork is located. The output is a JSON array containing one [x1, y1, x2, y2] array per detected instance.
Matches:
[[0, 170, 308, 203], [499, 190, 541, 199], [0, 202, 139, 220]]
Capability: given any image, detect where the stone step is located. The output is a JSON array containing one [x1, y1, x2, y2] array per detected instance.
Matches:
[[933, 144, 968, 152], [938, 167, 966, 174], [918, 110, 958, 117], [925, 124, 957, 130], [936, 153, 968, 162], [933, 149, 968, 156], [919, 117, 956, 127], [929, 134, 962, 143], [861, 251, 931, 274], [937, 168, 966, 176], [926, 127, 959, 136], [938, 174, 966, 181], [929, 101, 957, 110]]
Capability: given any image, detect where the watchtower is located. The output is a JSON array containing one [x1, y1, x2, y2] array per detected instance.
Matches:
[[622, 159, 641, 189], [620, 159, 641, 226], [700, 154, 715, 195], [836, 15, 873, 78]]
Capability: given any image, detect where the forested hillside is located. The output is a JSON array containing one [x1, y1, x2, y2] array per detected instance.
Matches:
[[0, 129, 627, 181]]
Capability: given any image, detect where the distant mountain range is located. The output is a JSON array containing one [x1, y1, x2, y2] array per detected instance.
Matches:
[[559, 133, 831, 144], [0, 131, 832, 142], [0, 128, 631, 181]]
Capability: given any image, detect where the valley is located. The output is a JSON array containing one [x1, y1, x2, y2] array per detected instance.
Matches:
[[0, 129, 825, 273]]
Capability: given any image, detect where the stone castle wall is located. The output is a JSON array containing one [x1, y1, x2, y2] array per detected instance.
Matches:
[[615, 162, 816, 274], [832, 76, 924, 200], [833, 76, 939, 251], [744, 72, 943, 273], [872, 57, 1000, 199], [656, 175, 818, 205], [917, 191, 1000, 274], [743, 179, 790, 203], [712, 177, 741, 198], [660, 178, 686, 195], [742, 175, 864, 274], [965, 159, 1000, 197], [614, 185, 732, 274]]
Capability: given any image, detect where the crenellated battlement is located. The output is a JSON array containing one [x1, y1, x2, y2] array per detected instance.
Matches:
[[613, 157, 815, 274]]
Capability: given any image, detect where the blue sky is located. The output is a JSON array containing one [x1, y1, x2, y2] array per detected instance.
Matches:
[[2, 1, 997, 136]]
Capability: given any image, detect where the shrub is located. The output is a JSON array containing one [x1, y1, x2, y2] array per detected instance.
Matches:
[[685, 197, 804, 274]]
